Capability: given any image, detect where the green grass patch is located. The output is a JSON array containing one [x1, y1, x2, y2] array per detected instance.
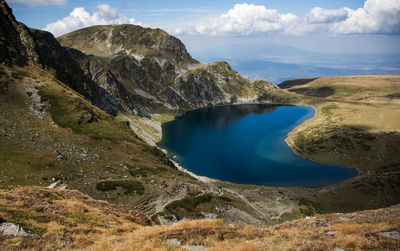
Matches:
[[0, 207, 50, 223], [71, 212, 104, 227], [329, 134, 353, 149], [37, 84, 140, 143], [127, 164, 166, 177], [95, 180, 144, 195], [298, 198, 323, 213], [128, 168, 149, 177], [300, 207, 314, 216], [187, 190, 202, 197], [280, 211, 301, 222], [11, 70, 30, 80], [165, 193, 213, 219], [321, 104, 338, 117], [141, 144, 164, 157], [353, 132, 375, 141], [164, 193, 248, 220], [333, 85, 363, 97], [0, 207, 48, 235], [215, 195, 232, 202]]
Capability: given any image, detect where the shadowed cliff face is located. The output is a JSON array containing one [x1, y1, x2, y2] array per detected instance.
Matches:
[[0, 0, 34, 65], [0, 0, 140, 116]]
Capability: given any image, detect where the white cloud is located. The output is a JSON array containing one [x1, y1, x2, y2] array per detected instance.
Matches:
[[334, 0, 400, 34], [194, 3, 291, 35], [190, 0, 400, 36], [44, 4, 142, 37], [8, 0, 67, 7], [306, 7, 349, 24]]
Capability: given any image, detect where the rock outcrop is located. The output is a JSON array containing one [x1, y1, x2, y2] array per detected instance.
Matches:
[[57, 24, 287, 116], [0, 222, 37, 237]]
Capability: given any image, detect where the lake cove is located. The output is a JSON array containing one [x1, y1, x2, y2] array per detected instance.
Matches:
[[157, 105, 358, 188]]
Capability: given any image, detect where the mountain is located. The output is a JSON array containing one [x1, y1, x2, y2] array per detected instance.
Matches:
[[232, 59, 400, 83], [0, 0, 296, 228], [1, 4, 139, 116], [185, 39, 400, 83], [57, 25, 288, 117], [1, 1, 399, 248]]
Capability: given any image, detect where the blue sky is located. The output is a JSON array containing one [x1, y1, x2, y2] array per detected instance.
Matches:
[[7, 0, 400, 58], [9, 0, 369, 32]]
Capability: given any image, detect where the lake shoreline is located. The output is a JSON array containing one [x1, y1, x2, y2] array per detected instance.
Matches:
[[157, 104, 357, 188], [284, 104, 360, 181]]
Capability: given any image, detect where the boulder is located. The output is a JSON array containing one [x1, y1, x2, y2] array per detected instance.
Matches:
[[48, 180, 65, 189], [381, 230, 400, 240], [0, 222, 37, 237]]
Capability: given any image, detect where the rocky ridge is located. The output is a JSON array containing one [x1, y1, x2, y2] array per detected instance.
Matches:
[[57, 24, 288, 117], [1, 0, 291, 145]]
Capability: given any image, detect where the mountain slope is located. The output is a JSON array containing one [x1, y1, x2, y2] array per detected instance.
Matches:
[[280, 76, 400, 212], [2, 0, 399, 238], [0, 1, 141, 116], [0, 186, 399, 250], [57, 25, 289, 116], [0, 0, 300, 226]]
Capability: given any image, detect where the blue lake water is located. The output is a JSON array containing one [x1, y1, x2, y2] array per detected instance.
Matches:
[[157, 105, 358, 188]]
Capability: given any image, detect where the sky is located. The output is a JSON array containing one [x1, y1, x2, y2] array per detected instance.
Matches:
[[6, 0, 400, 67]]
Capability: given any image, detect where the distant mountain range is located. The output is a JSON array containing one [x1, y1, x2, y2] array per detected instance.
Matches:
[[188, 43, 400, 83]]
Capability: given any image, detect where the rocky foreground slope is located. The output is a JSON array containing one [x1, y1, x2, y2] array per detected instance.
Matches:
[[0, 186, 399, 250]]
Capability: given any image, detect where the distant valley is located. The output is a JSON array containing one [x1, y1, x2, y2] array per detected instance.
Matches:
[[187, 42, 400, 83]]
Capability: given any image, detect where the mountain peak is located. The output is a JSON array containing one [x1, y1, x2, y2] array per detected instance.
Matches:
[[58, 24, 198, 66]]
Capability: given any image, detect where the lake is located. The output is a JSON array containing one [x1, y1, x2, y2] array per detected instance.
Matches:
[[157, 105, 358, 188]]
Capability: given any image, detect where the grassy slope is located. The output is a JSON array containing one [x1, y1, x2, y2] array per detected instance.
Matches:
[[0, 186, 399, 250], [2, 64, 297, 227], [280, 75, 400, 212], [2, 61, 399, 229], [0, 64, 207, 214]]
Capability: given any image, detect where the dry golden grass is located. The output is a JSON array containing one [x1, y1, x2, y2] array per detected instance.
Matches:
[[284, 75, 400, 170], [0, 186, 399, 250], [281, 75, 400, 212]]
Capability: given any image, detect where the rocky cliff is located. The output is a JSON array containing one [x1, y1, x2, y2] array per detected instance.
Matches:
[[57, 24, 288, 117], [2, 0, 289, 121], [0, 1, 139, 116]]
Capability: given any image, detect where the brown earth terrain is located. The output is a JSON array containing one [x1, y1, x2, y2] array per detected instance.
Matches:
[[0, 186, 399, 250]]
